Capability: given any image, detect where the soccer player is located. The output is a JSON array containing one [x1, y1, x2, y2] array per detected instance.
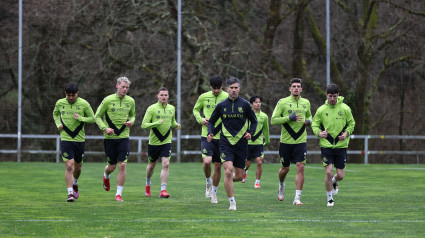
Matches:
[[207, 77, 258, 210], [271, 78, 312, 205], [311, 83, 355, 207], [142, 87, 181, 198], [95, 77, 136, 202], [242, 96, 270, 189], [53, 83, 95, 202], [192, 75, 228, 203]]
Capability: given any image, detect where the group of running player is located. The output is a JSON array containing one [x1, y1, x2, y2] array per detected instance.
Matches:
[[53, 77, 180, 203], [193, 76, 355, 210], [53, 75, 354, 210]]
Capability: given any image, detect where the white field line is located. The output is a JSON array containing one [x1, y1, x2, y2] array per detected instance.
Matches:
[[7, 219, 425, 223]]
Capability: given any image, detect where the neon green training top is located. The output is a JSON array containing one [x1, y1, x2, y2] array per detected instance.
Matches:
[[248, 110, 270, 146], [94, 93, 136, 139], [142, 102, 179, 145], [192, 90, 228, 139], [271, 95, 312, 144], [53, 97, 95, 142], [311, 96, 355, 149]]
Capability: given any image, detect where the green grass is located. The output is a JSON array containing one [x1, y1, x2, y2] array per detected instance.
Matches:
[[0, 162, 424, 237]]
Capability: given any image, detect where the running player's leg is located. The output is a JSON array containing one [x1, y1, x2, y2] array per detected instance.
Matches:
[[103, 139, 117, 191], [322, 147, 335, 206], [220, 139, 236, 201], [115, 138, 129, 201], [145, 144, 160, 197], [251, 145, 264, 188], [278, 143, 291, 201], [159, 156, 170, 198], [64, 159, 74, 201], [332, 148, 347, 195], [62, 141, 76, 201], [201, 137, 214, 197], [243, 145, 253, 183], [72, 161, 82, 199], [72, 142, 85, 199], [159, 144, 171, 195], [255, 156, 263, 188], [293, 143, 306, 205]]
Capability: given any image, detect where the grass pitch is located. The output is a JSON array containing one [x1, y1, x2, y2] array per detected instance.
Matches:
[[0, 162, 424, 237]]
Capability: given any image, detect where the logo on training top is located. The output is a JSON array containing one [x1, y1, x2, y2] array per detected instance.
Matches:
[[207, 99, 210, 103], [156, 116, 160, 119], [326, 113, 328, 116], [112, 108, 115, 112], [223, 108, 227, 112], [288, 110, 292, 114], [126, 103, 130, 108], [289, 104, 292, 107], [62, 111, 65, 115], [238, 107, 243, 113], [113, 103, 115, 106], [168, 110, 172, 114], [158, 110, 160, 114], [303, 104, 306, 109], [338, 111, 342, 116], [207, 105, 210, 108], [77, 106, 81, 110]]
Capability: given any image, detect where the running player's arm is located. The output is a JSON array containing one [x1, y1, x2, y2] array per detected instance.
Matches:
[[52, 101, 62, 130], [263, 114, 270, 147], [171, 107, 180, 129], [207, 104, 221, 136], [192, 95, 205, 124], [246, 106, 258, 135], [271, 100, 291, 125], [94, 99, 108, 131], [141, 107, 162, 129], [76, 101, 95, 123], [344, 105, 355, 136], [304, 101, 312, 125], [311, 106, 324, 137], [126, 100, 136, 126]]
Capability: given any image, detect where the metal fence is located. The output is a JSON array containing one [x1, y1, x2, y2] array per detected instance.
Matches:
[[1, 134, 425, 164]]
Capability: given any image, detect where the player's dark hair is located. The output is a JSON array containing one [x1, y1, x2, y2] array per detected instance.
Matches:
[[210, 75, 223, 88], [226, 77, 240, 86], [65, 83, 78, 94], [158, 87, 168, 93], [249, 95, 262, 104], [326, 83, 339, 94], [289, 78, 302, 87]]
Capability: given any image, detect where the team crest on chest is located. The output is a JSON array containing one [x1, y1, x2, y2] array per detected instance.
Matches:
[[238, 107, 243, 113]]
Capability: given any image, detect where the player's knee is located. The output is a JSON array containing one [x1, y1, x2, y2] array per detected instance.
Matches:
[[257, 158, 263, 166], [234, 173, 243, 181], [162, 160, 169, 169], [65, 164, 73, 172], [118, 162, 126, 170], [203, 159, 212, 167], [109, 164, 117, 172]]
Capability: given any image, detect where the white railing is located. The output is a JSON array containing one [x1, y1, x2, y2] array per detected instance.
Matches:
[[1, 134, 425, 164]]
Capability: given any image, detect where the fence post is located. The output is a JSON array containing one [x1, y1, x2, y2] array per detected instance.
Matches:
[[364, 136, 369, 164], [56, 136, 60, 163], [137, 138, 142, 163]]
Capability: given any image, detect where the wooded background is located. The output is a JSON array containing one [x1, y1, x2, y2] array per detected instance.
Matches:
[[1, 0, 424, 163]]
